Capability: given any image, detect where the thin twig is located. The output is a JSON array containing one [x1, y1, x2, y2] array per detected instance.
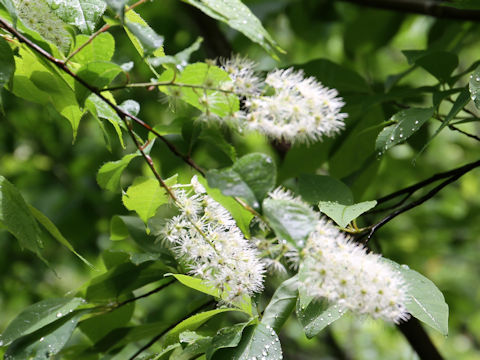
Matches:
[[433, 114, 480, 142], [113, 279, 175, 310], [375, 158, 480, 205], [102, 80, 235, 94], [125, 0, 150, 13], [63, 24, 111, 64], [363, 169, 469, 242]]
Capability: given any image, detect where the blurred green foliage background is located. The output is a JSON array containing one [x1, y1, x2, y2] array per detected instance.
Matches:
[[1, 0, 479, 359]]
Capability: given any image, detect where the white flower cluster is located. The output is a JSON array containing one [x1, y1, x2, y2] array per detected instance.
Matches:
[[14, 0, 71, 53], [162, 177, 265, 302], [302, 219, 410, 323], [220, 56, 347, 144]]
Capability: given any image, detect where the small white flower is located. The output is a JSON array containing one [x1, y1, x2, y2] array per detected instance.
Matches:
[[218, 56, 347, 144], [220, 55, 263, 96], [301, 219, 410, 323], [162, 177, 265, 302], [243, 68, 347, 144]]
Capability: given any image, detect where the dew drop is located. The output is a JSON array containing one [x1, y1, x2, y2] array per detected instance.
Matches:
[[56, 312, 62, 318], [399, 134, 403, 138], [414, 120, 419, 124], [476, 76, 480, 82], [401, 264, 410, 269], [39, 337, 45, 342], [390, 136, 394, 141]]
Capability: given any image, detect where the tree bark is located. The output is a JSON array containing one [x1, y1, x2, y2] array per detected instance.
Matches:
[[339, 0, 480, 21]]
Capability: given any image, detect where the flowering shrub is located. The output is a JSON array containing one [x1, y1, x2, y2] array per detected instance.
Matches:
[[2, 0, 477, 359]]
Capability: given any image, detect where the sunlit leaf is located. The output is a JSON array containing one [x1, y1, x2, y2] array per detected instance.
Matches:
[[318, 200, 377, 228], [46, 0, 107, 34], [122, 175, 177, 223]]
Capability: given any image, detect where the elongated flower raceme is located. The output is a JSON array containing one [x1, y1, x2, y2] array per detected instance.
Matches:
[[301, 219, 410, 323], [162, 177, 265, 303], [220, 57, 347, 144]]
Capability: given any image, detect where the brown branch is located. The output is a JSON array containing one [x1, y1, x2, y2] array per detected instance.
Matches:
[[113, 279, 175, 310], [397, 317, 444, 360], [362, 164, 475, 241], [375, 158, 480, 205], [339, 0, 480, 21]]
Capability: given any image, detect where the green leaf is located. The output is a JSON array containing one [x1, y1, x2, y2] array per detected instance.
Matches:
[[86, 93, 125, 148], [71, 32, 115, 63], [162, 309, 240, 348], [298, 174, 353, 205], [182, 0, 283, 57], [0, 176, 42, 255], [97, 153, 139, 192], [171, 274, 252, 315], [318, 200, 377, 228], [122, 175, 177, 223], [376, 107, 434, 155], [124, 9, 165, 59], [416, 51, 459, 82], [0, 36, 15, 111], [199, 126, 237, 162], [469, 65, 480, 108], [46, 0, 107, 34], [85, 260, 171, 302], [296, 298, 344, 338], [402, 50, 458, 82], [261, 276, 298, 332], [28, 205, 93, 267], [10, 47, 84, 138], [207, 153, 276, 210], [211, 323, 282, 360], [263, 198, 317, 247], [207, 322, 250, 360], [175, 331, 213, 360], [158, 63, 240, 117], [79, 302, 134, 343], [75, 61, 124, 106], [0, 297, 84, 346], [384, 259, 449, 335], [4, 311, 85, 360], [171, 274, 222, 299], [125, 19, 164, 56], [0, 0, 17, 26]]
